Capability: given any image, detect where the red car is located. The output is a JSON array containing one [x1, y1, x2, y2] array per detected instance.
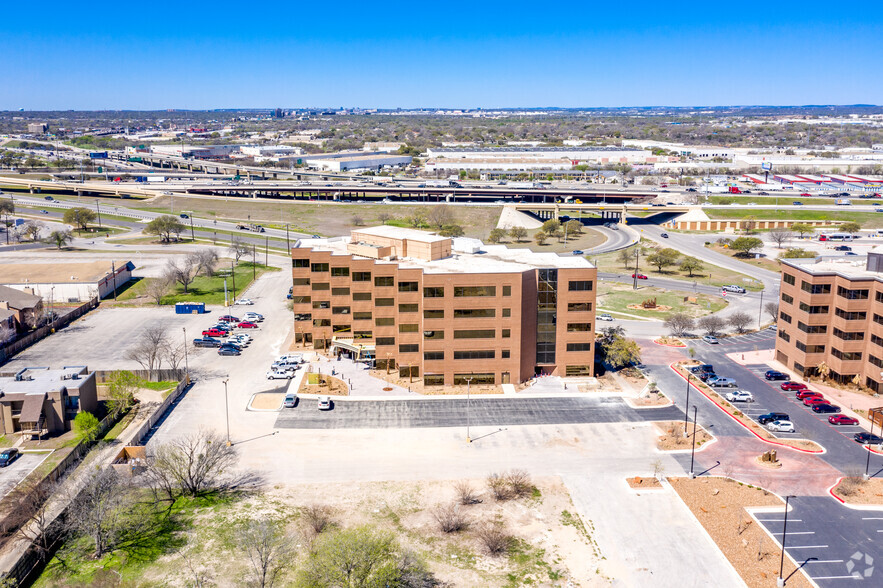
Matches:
[[202, 328, 227, 337], [781, 382, 808, 391], [800, 192, 811, 197], [796, 390, 820, 400], [218, 315, 240, 323], [803, 396, 827, 407], [632, 273, 648, 280], [237, 321, 258, 329], [829, 414, 859, 426]]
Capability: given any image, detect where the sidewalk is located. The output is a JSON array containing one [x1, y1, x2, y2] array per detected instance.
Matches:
[[304, 353, 418, 397]]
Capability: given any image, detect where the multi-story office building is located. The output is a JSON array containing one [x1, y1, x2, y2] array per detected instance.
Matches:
[[291, 226, 597, 386], [776, 249, 883, 392]]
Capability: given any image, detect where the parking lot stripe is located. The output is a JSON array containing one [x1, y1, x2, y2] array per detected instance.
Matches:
[[772, 531, 815, 535], [786, 545, 828, 549], [862, 517, 883, 520], [805, 560, 844, 564], [810, 575, 860, 580], [756, 519, 802, 522]]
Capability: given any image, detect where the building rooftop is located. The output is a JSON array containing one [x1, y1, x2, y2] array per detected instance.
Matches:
[[0, 260, 133, 285], [0, 366, 90, 397], [353, 225, 449, 244], [782, 256, 883, 281], [0, 284, 42, 309]]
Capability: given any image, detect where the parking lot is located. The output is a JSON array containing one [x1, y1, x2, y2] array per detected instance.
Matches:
[[0, 451, 49, 498]]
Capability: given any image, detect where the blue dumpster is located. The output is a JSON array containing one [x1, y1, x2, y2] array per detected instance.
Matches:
[[175, 302, 206, 314]]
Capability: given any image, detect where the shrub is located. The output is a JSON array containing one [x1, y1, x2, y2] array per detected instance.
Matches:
[[301, 504, 334, 536], [453, 481, 480, 505], [475, 519, 512, 556], [432, 502, 468, 533], [505, 469, 532, 498], [486, 473, 512, 501]]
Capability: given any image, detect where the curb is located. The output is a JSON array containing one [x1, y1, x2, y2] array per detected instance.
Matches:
[[827, 476, 883, 510], [652, 338, 687, 348]]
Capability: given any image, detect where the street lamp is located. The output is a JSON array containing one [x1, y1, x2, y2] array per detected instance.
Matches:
[[633, 248, 640, 290], [182, 327, 189, 382], [865, 409, 876, 481], [777, 495, 796, 587], [689, 405, 698, 478], [684, 372, 692, 437], [222, 377, 231, 446], [465, 374, 474, 444]]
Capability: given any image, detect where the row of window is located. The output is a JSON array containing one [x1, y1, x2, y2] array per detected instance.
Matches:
[[422, 350, 513, 360], [833, 328, 864, 341], [832, 348, 862, 361], [796, 340, 824, 353]]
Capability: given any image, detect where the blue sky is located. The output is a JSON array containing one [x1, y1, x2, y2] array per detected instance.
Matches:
[[3, 0, 882, 109]]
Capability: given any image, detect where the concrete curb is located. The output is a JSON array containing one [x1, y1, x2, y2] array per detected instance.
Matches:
[[827, 476, 883, 510]]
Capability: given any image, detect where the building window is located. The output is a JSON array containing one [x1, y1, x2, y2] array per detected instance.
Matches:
[[424, 287, 444, 298], [353, 312, 372, 320], [877, 291, 883, 303], [779, 312, 792, 324], [566, 342, 593, 352], [331, 267, 350, 277], [424, 374, 445, 386], [453, 329, 495, 339], [293, 278, 311, 286], [312, 318, 330, 327], [454, 309, 496, 318], [778, 330, 791, 343], [783, 273, 796, 286], [375, 298, 394, 307], [375, 276, 395, 287], [503, 285, 512, 296], [354, 331, 372, 340], [796, 341, 824, 353], [797, 322, 827, 334], [837, 286, 869, 300], [423, 330, 444, 340], [567, 323, 592, 332], [501, 350, 510, 359], [502, 329, 510, 338], [398, 304, 419, 313], [353, 292, 372, 301], [293, 259, 309, 268], [537, 268, 558, 364], [332, 287, 350, 296], [798, 302, 828, 314], [333, 325, 351, 334], [565, 365, 592, 376], [871, 355, 883, 368], [832, 348, 862, 361], [833, 328, 864, 341], [399, 366, 420, 378], [424, 351, 444, 360], [801, 281, 831, 295], [568, 280, 593, 291], [375, 317, 395, 326], [793, 361, 805, 375], [311, 263, 329, 273], [398, 281, 419, 292], [782, 293, 793, 305], [454, 373, 495, 385], [399, 324, 419, 333], [568, 303, 592, 312], [424, 309, 444, 319], [836, 309, 867, 320], [292, 296, 311, 304], [332, 306, 350, 315], [312, 282, 329, 291], [376, 337, 395, 346], [294, 313, 311, 322], [454, 350, 495, 360], [502, 308, 511, 318], [399, 344, 419, 353], [454, 286, 496, 297], [312, 301, 330, 309], [353, 271, 371, 282], [873, 334, 883, 347]]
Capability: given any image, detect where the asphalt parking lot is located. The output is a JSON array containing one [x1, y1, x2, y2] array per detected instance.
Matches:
[[275, 396, 683, 429], [0, 451, 49, 498]]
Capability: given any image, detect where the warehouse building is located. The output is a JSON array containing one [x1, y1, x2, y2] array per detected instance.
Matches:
[[303, 151, 412, 172], [0, 260, 134, 303], [291, 227, 596, 386]]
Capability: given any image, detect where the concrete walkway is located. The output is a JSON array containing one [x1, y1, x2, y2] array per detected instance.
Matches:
[[304, 353, 418, 397]]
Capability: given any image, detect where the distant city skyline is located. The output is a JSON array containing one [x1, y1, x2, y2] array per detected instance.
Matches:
[[3, 0, 882, 110]]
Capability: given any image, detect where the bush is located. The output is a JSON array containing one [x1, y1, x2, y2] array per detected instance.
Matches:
[[475, 519, 512, 556], [505, 469, 532, 498], [453, 481, 480, 505], [432, 502, 469, 533], [486, 473, 512, 501], [301, 504, 334, 535], [73, 411, 101, 443]]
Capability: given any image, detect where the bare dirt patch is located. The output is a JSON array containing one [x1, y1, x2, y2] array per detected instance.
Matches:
[[626, 476, 662, 489], [249, 392, 285, 410], [654, 420, 713, 451], [654, 336, 686, 347], [297, 373, 349, 396], [832, 474, 883, 505], [629, 391, 671, 408], [669, 477, 813, 588]]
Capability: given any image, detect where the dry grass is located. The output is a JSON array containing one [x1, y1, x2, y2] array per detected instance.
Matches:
[[833, 473, 883, 504], [654, 420, 714, 451]]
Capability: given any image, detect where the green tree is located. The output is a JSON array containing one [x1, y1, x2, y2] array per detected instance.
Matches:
[[790, 223, 814, 239], [73, 411, 101, 443], [840, 221, 862, 235], [62, 207, 96, 231], [46, 229, 73, 250], [509, 226, 527, 242], [564, 219, 583, 236], [106, 370, 139, 418], [534, 232, 547, 246], [646, 248, 681, 272], [541, 219, 560, 234], [779, 248, 816, 259], [487, 228, 507, 244], [596, 327, 641, 369], [679, 256, 704, 277], [438, 224, 464, 237], [730, 236, 764, 257], [145, 215, 185, 243]]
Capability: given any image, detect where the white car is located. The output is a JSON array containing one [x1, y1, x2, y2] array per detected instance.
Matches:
[[318, 396, 332, 410], [266, 369, 293, 380], [234, 298, 254, 306], [227, 335, 250, 346], [597, 314, 614, 321], [767, 420, 795, 433], [275, 354, 303, 364], [725, 390, 754, 403], [244, 312, 264, 322]]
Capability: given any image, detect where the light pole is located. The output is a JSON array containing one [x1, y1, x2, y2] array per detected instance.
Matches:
[[689, 405, 698, 478], [633, 247, 640, 290], [465, 374, 474, 443], [758, 289, 764, 330], [223, 377, 231, 446], [865, 411, 876, 480], [684, 372, 692, 437], [777, 495, 796, 587], [182, 327, 189, 382]]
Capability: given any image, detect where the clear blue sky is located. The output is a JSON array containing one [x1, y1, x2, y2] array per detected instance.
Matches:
[[3, 0, 882, 110]]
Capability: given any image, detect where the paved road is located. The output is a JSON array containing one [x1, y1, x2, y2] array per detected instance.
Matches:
[[275, 396, 683, 429]]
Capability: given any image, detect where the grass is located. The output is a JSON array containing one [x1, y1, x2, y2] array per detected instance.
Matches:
[[102, 407, 139, 442], [597, 282, 727, 319], [705, 207, 883, 227], [707, 243, 782, 272], [707, 195, 844, 206], [72, 226, 128, 237], [117, 261, 279, 306]]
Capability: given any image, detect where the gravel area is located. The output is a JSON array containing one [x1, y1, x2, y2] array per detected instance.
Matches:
[[654, 420, 713, 451], [833, 476, 883, 504]]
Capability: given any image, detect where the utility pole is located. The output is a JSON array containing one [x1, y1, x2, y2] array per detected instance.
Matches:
[[252, 244, 256, 280], [465, 374, 474, 443], [189, 216, 195, 241], [111, 260, 117, 300], [95, 200, 102, 228], [265, 236, 269, 266], [223, 377, 231, 446], [231, 261, 236, 303], [182, 327, 189, 383], [758, 290, 764, 330], [285, 223, 290, 251], [633, 247, 640, 290]]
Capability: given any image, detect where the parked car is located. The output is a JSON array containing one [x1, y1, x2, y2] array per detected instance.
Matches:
[[234, 298, 254, 305], [283, 394, 297, 408], [193, 337, 221, 348], [266, 369, 293, 380], [782, 382, 808, 391], [597, 313, 614, 321], [237, 321, 259, 329], [202, 328, 228, 338], [828, 414, 859, 426], [803, 396, 828, 407], [764, 370, 789, 381], [698, 371, 717, 382], [796, 390, 822, 400], [244, 312, 264, 322], [812, 403, 840, 414], [767, 420, 795, 433], [272, 360, 300, 371], [689, 364, 714, 374], [707, 376, 737, 388], [218, 315, 240, 323], [318, 396, 332, 410], [722, 285, 747, 294], [834, 245, 852, 252], [854, 432, 883, 445], [226, 336, 249, 346], [218, 347, 240, 356], [725, 390, 754, 403], [702, 335, 719, 344], [660, 233, 669, 238], [632, 273, 648, 280], [276, 354, 303, 364], [758, 412, 790, 425], [572, 250, 584, 255], [0, 448, 20, 467]]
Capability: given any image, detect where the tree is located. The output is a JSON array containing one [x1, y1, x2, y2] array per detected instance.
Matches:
[[145, 275, 173, 305], [237, 518, 294, 588], [145, 215, 185, 243], [697, 315, 726, 336], [296, 526, 433, 588], [46, 229, 73, 250], [541, 219, 560, 235], [377, 212, 392, 225], [62, 207, 96, 231], [765, 301, 779, 321], [438, 224, 464, 237], [124, 324, 168, 380], [730, 236, 764, 257], [728, 312, 752, 334], [779, 247, 816, 259], [509, 226, 527, 242], [66, 467, 128, 558], [0, 323, 14, 345], [12, 480, 57, 562], [165, 257, 197, 293], [73, 411, 101, 443], [646, 248, 681, 272], [351, 215, 364, 226], [679, 256, 704, 277], [619, 247, 636, 269], [22, 220, 43, 242], [840, 221, 862, 236], [105, 370, 139, 418], [791, 223, 814, 239], [426, 204, 454, 229], [229, 238, 251, 262], [487, 228, 507, 244], [743, 215, 757, 233], [151, 428, 238, 497], [664, 313, 695, 337], [767, 227, 793, 249], [193, 248, 219, 277], [596, 326, 640, 369], [534, 232, 547, 246], [564, 219, 583, 236], [407, 211, 426, 228]]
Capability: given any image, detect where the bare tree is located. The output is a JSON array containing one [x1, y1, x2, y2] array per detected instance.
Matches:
[[144, 275, 173, 306], [66, 468, 128, 558], [764, 301, 779, 321], [475, 518, 511, 556], [166, 257, 197, 294], [163, 340, 186, 373], [432, 502, 469, 533], [453, 481, 480, 505], [124, 325, 168, 380], [426, 204, 454, 229], [301, 504, 334, 536], [0, 323, 14, 346], [505, 469, 532, 498], [728, 312, 752, 334], [697, 315, 726, 336], [151, 428, 238, 497], [12, 481, 57, 562], [22, 220, 43, 242], [193, 249, 219, 277], [664, 312, 695, 337], [350, 215, 364, 226], [237, 518, 294, 588], [377, 212, 392, 225], [229, 238, 251, 262], [486, 473, 512, 501], [767, 227, 793, 249]]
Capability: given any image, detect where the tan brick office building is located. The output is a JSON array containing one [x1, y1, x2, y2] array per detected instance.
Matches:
[[291, 226, 597, 386], [776, 249, 883, 392]]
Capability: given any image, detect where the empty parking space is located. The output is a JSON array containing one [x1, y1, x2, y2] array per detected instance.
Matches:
[[275, 396, 683, 429], [0, 451, 50, 498]]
